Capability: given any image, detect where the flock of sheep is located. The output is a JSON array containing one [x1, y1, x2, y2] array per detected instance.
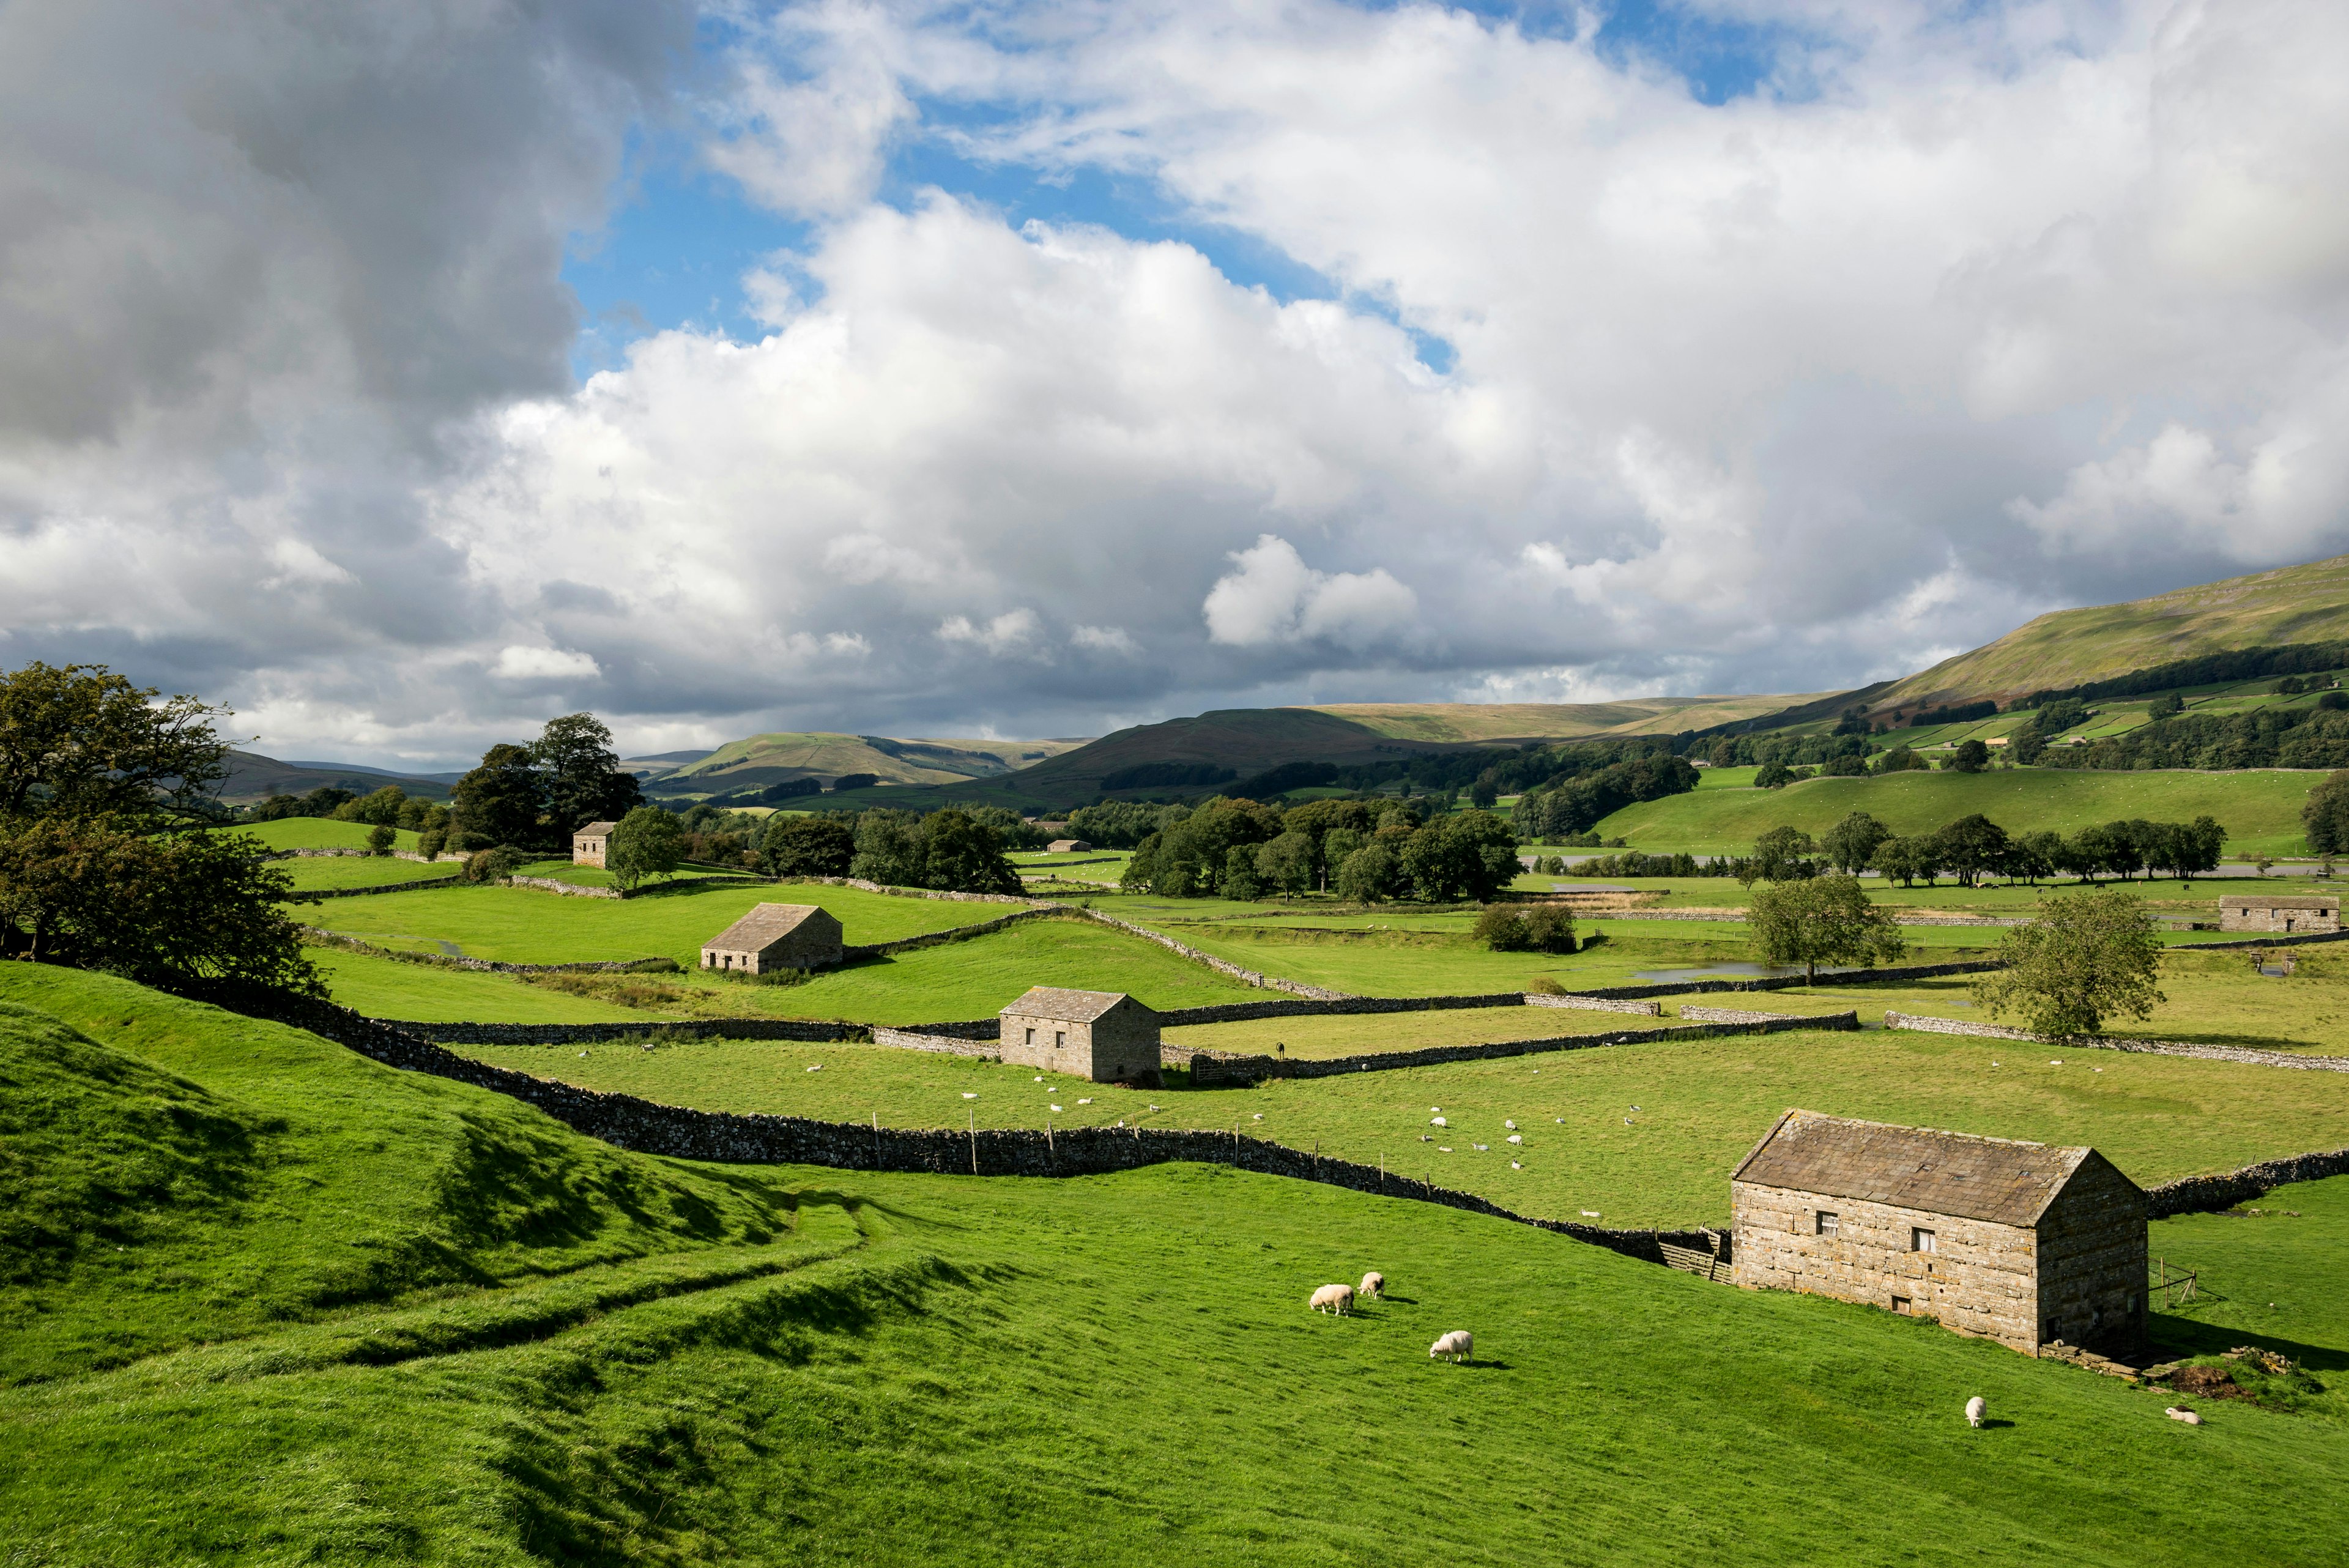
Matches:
[[1305, 1271, 1475, 1365]]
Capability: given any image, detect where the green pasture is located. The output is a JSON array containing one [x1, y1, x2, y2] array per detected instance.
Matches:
[[1597, 768, 2323, 855], [275, 855, 461, 892], [1164, 1004, 1655, 1059], [503, 856, 751, 890], [306, 948, 664, 1023], [2148, 1174, 2349, 1405], [231, 817, 422, 852], [8, 965, 2349, 1562], [303, 878, 1022, 967], [466, 1020, 2349, 1230]]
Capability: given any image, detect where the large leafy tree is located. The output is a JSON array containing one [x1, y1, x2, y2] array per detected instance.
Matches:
[[762, 813, 855, 878], [1932, 814, 2010, 886], [1748, 873, 1905, 984], [605, 806, 686, 891], [452, 743, 546, 849], [535, 713, 644, 837], [919, 809, 1022, 896], [1973, 888, 2164, 1038], [2306, 771, 2349, 856], [1396, 809, 1521, 902], [1820, 812, 1889, 874], [0, 662, 229, 826]]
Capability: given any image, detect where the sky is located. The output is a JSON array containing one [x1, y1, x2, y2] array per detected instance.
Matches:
[[2, 0, 2345, 769]]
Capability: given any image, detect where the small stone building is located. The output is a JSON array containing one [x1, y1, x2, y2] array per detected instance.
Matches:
[[1045, 838, 1094, 853], [999, 987, 1161, 1084], [700, 903, 845, 974], [2219, 893, 2340, 934], [1732, 1110, 2147, 1354], [573, 821, 618, 868]]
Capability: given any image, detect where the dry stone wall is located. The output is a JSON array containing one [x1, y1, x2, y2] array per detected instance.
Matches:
[[1526, 994, 1664, 1016], [1678, 1005, 1820, 1025], [384, 1017, 869, 1046], [869, 1026, 1003, 1059], [1883, 1011, 2349, 1074], [302, 928, 670, 976], [1071, 907, 1354, 1000], [299, 875, 467, 899]]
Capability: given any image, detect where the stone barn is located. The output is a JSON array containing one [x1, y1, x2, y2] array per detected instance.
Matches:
[[1045, 838, 1094, 853], [700, 904, 845, 975], [2219, 893, 2340, 934], [573, 821, 618, 868], [1732, 1110, 2147, 1355], [1000, 987, 1161, 1084]]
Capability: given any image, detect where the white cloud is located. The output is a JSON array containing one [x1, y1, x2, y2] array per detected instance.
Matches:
[[1202, 535, 1418, 649], [1071, 624, 1141, 656], [938, 608, 1045, 658], [491, 645, 603, 682]]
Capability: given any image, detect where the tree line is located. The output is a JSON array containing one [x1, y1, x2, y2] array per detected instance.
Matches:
[[1111, 797, 1522, 904]]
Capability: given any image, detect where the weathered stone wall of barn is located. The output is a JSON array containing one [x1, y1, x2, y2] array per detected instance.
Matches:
[[1732, 1180, 2041, 1350], [2035, 1156, 2148, 1351]]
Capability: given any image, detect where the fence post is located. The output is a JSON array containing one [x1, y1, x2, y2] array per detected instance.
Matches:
[[1046, 1117, 1055, 1162], [968, 1108, 977, 1175]]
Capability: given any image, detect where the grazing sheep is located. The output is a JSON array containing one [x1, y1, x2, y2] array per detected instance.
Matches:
[[1310, 1284, 1356, 1316], [1965, 1397, 1985, 1429], [1428, 1330, 1474, 1364], [1359, 1271, 1385, 1300], [2166, 1406, 2203, 1425]]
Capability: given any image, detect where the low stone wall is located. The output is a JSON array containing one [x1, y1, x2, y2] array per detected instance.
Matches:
[[1072, 907, 1356, 1000], [1157, 991, 1527, 1027], [801, 877, 1041, 907], [1591, 908, 2023, 927], [267, 847, 463, 863], [504, 873, 773, 901], [302, 928, 670, 976], [377, 1017, 870, 1045], [842, 905, 1063, 962], [1678, 1005, 1849, 1026], [870, 1026, 1003, 1059], [2171, 929, 2349, 952], [2144, 1147, 2349, 1217], [1883, 1010, 2349, 1074], [297, 875, 468, 899], [1526, 994, 1664, 1016], [1573, 959, 2007, 1000], [1181, 1010, 1862, 1086]]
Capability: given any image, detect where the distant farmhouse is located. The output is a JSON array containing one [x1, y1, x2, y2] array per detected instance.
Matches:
[[573, 821, 618, 868], [1000, 987, 1161, 1085], [1045, 838, 1094, 853], [700, 904, 845, 974], [1732, 1111, 2147, 1355], [2219, 893, 2340, 934]]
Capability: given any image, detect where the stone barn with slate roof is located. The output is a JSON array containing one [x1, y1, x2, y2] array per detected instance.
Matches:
[[573, 821, 618, 868], [699, 904, 845, 975], [2219, 892, 2340, 933], [1000, 987, 1162, 1084], [1732, 1110, 2147, 1354]]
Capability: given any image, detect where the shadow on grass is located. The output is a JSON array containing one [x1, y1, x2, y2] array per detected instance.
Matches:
[[2148, 1312, 2349, 1374]]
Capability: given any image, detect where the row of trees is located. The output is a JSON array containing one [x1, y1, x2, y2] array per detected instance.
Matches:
[[1120, 797, 1522, 904], [0, 663, 317, 993], [1752, 811, 2227, 886]]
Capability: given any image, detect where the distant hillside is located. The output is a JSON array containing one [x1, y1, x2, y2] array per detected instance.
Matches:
[[1307, 695, 1823, 743], [218, 752, 456, 804], [1873, 553, 2349, 713], [653, 732, 1089, 795]]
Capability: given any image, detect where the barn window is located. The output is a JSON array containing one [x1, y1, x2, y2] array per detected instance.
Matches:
[[1912, 1228, 1936, 1253], [1056, 1031, 1066, 1048], [1815, 1211, 1838, 1236], [1024, 1028, 1035, 1046], [1892, 1295, 1912, 1315]]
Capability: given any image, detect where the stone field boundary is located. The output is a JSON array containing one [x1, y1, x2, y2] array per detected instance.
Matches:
[[184, 982, 2349, 1263], [1883, 1010, 2349, 1074]]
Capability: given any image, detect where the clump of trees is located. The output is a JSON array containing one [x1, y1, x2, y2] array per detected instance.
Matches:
[[1121, 798, 1521, 904], [1512, 755, 1699, 839], [847, 808, 1022, 896], [0, 662, 319, 994], [448, 714, 643, 854], [1748, 873, 1905, 983], [249, 783, 451, 837], [1472, 904, 1577, 953], [1972, 887, 2164, 1037], [2304, 771, 2349, 855]]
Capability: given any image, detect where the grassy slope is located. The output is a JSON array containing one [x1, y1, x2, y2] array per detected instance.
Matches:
[[236, 818, 424, 852], [467, 1022, 2349, 1230], [2148, 1174, 2349, 1380], [1304, 694, 1826, 742], [1596, 768, 2321, 855], [1876, 551, 2349, 708], [303, 879, 1024, 967], [662, 731, 1083, 790], [278, 856, 462, 891], [4, 966, 2344, 1565], [306, 949, 669, 1023]]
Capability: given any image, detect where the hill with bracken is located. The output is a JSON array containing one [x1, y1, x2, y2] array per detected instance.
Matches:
[[646, 732, 1089, 795]]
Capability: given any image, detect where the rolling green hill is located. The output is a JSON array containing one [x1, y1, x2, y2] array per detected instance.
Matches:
[[1876, 553, 2349, 712], [1595, 768, 2325, 855], [648, 731, 1088, 795], [217, 751, 456, 804], [7, 964, 2348, 1563], [1308, 694, 1824, 742]]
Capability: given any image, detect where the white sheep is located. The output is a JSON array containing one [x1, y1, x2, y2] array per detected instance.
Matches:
[[2166, 1406, 2203, 1425], [1965, 1396, 1985, 1429], [1428, 1329, 1474, 1364], [1310, 1283, 1356, 1316], [1359, 1271, 1385, 1300]]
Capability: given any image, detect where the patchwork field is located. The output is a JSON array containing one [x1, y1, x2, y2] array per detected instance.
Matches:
[[6, 965, 2344, 1567], [461, 1021, 2349, 1229], [1594, 769, 2323, 855]]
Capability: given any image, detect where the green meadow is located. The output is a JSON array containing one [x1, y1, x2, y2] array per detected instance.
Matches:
[[234, 817, 424, 853], [5, 965, 2344, 1566], [1595, 768, 2324, 855], [462, 1019, 2349, 1229], [277, 855, 462, 891]]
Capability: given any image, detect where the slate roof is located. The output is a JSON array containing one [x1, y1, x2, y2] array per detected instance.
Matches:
[[577, 821, 620, 836], [1001, 986, 1146, 1024], [2219, 894, 2339, 910], [1732, 1110, 2110, 1228], [704, 903, 837, 951]]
